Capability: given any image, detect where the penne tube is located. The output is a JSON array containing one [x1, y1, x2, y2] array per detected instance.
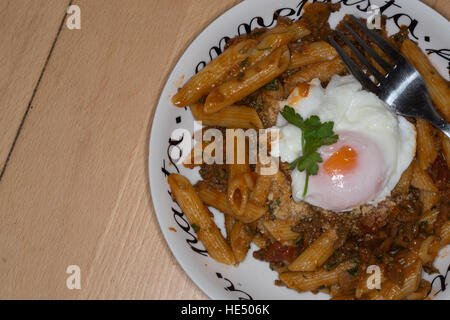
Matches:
[[394, 162, 414, 194], [419, 208, 440, 234], [252, 233, 268, 249], [204, 45, 290, 113], [406, 280, 431, 300], [229, 221, 254, 263], [195, 181, 266, 223], [440, 221, 450, 246], [264, 19, 310, 41], [263, 219, 300, 244], [413, 236, 440, 264], [224, 214, 235, 241], [280, 260, 357, 292], [288, 228, 339, 271], [250, 174, 273, 205], [288, 41, 338, 70], [373, 260, 422, 300], [190, 104, 263, 129], [411, 161, 438, 193], [246, 33, 294, 68], [416, 119, 438, 170], [401, 39, 450, 121], [172, 39, 258, 107], [168, 174, 235, 264], [419, 190, 439, 212], [285, 57, 346, 93], [227, 174, 252, 217]]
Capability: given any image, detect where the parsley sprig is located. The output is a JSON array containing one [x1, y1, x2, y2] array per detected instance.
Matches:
[[280, 106, 339, 197]]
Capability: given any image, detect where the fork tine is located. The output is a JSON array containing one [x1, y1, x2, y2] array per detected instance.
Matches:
[[335, 29, 385, 84], [341, 22, 394, 75], [349, 15, 405, 64], [328, 36, 379, 94]]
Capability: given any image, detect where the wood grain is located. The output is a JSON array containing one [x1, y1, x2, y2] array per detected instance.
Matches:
[[0, 0, 70, 173], [0, 0, 447, 299]]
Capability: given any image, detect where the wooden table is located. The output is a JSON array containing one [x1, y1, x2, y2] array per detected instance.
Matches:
[[0, 0, 448, 299]]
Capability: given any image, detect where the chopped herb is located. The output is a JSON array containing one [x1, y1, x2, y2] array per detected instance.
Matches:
[[280, 106, 339, 197], [265, 79, 279, 91], [347, 266, 359, 276], [302, 274, 309, 279], [241, 57, 249, 68], [237, 71, 245, 81], [393, 34, 406, 42], [430, 71, 435, 75], [419, 220, 428, 229], [269, 198, 280, 213], [191, 223, 200, 233], [249, 30, 266, 39], [249, 121, 258, 128], [350, 257, 360, 265], [258, 46, 272, 51], [326, 261, 342, 271], [295, 234, 304, 246]]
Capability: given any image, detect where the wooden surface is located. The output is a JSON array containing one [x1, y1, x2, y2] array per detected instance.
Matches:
[[0, 0, 447, 299]]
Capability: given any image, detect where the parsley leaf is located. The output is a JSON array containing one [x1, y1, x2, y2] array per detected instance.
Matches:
[[265, 79, 279, 91], [241, 57, 249, 68], [191, 223, 200, 233], [280, 106, 339, 197]]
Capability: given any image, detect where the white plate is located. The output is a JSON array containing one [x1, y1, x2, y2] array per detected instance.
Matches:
[[149, 0, 450, 300]]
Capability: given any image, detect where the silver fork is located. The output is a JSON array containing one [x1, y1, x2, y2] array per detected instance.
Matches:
[[329, 15, 450, 138]]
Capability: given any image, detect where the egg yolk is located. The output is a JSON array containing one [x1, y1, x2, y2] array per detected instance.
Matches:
[[323, 145, 358, 176]]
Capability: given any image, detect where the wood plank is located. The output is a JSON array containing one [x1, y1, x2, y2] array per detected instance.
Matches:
[[422, 0, 450, 19], [0, 0, 446, 300], [0, 0, 70, 173], [0, 0, 240, 299]]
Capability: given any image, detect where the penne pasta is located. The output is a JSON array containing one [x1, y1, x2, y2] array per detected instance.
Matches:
[[252, 233, 268, 249], [229, 221, 254, 263], [394, 162, 414, 194], [190, 103, 263, 129], [401, 39, 450, 121], [172, 39, 257, 107], [204, 45, 290, 113], [288, 228, 339, 272], [419, 208, 440, 234], [419, 190, 440, 212], [373, 260, 422, 300], [285, 57, 346, 93], [168, 174, 235, 264], [416, 119, 438, 170], [414, 236, 440, 264], [224, 214, 235, 242], [288, 41, 338, 70], [195, 181, 266, 223], [280, 260, 357, 292], [250, 170, 273, 207], [246, 33, 294, 68], [411, 161, 438, 193], [406, 280, 431, 300], [262, 219, 300, 244], [440, 221, 450, 246]]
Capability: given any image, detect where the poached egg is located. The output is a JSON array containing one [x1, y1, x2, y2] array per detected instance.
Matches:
[[275, 75, 416, 212]]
